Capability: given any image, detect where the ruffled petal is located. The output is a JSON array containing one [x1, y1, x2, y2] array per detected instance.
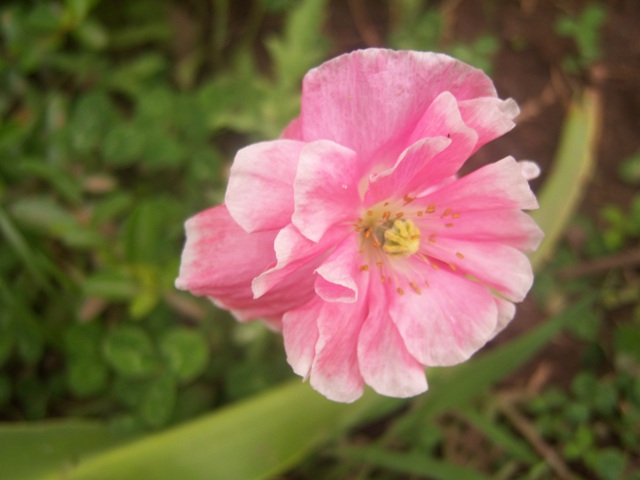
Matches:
[[226, 140, 304, 233], [308, 286, 369, 402], [418, 156, 539, 212], [292, 140, 361, 242], [315, 234, 360, 303], [423, 238, 534, 302], [458, 97, 519, 152], [389, 268, 498, 366], [252, 223, 346, 298], [358, 280, 428, 397], [419, 209, 543, 252], [282, 296, 321, 379], [175, 205, 314, 323], [299, 49, 497, 164]]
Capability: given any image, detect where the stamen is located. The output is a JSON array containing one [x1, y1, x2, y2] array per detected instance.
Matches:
[[449, 263, 457, 271], [395, 212, 404, 218], [409, 282, 421, 294], [397, 288, 404, 295], [366, 210, 373, 216], [426, 204, 436, 214], [417, 211, 423, 217], [441, 208, 451, 218], [456, 252, 464, 259], [360, 265, 369, 271], [445, 223, 454, 228], [452, 213, 460, 218]]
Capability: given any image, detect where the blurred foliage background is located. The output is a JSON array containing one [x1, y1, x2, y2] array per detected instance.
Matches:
[[1, 0, 639, 478]]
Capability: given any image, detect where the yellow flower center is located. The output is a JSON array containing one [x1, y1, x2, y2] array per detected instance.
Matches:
[[382, 219, 420, 256]]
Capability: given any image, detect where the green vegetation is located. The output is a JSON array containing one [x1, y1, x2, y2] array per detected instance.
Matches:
[[1, 0, 637, 478]]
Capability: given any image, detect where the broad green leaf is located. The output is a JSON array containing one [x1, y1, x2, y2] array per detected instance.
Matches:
[[530, 90, 600, 269], [103, 325, 158, 378], [159, 328, 209, 383], [67, 359, 109, 397], [53, 381, 398, 480], [0, 421, 127, 480]]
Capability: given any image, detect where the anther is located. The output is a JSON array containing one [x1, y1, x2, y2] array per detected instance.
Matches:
[[397, 288, 404, 295], [417, 211, 423, 216], [409, 282, 421, 294], [366, 210, 373, 216], [441, 208, 451, 218], [360, 265, 369, 271], [449, 263, 457, 271], [452, 213, 460, 218], [456, 252, 464, 259], [395, 212, 404, 218], [426, 204, 436, 213], [382, 211, 391, 220], [445, 223, 454, 228]]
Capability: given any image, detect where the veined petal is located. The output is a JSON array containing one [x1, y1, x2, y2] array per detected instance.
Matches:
[[292, 140, 361, 242], [252, 224, 346, 299], [308, 285, 369, 402], [458, 97, 519, 152], [299, 49, 497, 164], [226, 140, 305, 233], [282, 296, 321, 379], [366, 136, 451, 205], [423, 239, 534, 302], [358, 281, 428, 397], [424, 209, 544, 252], [418, 156, 539, 212], [389, 268, 498, 366], [315, 235, 360, 303], [175, 205, 313, 323]]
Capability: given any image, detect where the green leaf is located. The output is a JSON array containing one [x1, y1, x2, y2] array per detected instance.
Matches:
[[52, 381, 399, 480], [530, 91, 600, 270], [0, 421, 127, 480], [159, 328, 209, 383], [69, 91, 115, 155], [338, 446, 492, 480], [67, 359, 109, 397], [139, 373, 177, 428], [102, 122, 145, 167], [103, 325, 158, 378]]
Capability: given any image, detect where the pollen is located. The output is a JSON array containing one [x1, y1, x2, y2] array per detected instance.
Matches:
[[382, 219, 420, 256]]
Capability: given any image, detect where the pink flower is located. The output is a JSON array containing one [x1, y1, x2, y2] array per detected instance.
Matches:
[[176, 49, 543, 403]]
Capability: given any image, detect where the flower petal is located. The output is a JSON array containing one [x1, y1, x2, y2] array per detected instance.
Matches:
[[308, 290, 368, 403], [292, 140, 362, 242], [358, 281, 428, 397], [299, 49, 497, 163], [418, 156, 539, 212], [282, 296, 321, 379], [422, 209, 543, 252], [389, 268, 498, 366], [424, 237, 534, 302], [315, 235, 360, 303], [175, 205, 314, 323], [252, 223, 346, 298], [458, 97, 519, 152], [226, 140, 304, 233]]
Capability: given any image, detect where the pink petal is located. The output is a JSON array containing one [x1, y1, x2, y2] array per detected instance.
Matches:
[[299, 49, 497, 163], [308, 290, 368, 403], [423, 239, 534, 302], [423, 209, 544, 252], [175, 205, 314, 323], [418, 156, 539, 212], [225, 140, 304, 233], [292, 140, 362, 242], [315, 235, 361, 303], [493, 297, 516, 337], [358, 281, 428, 397], [458, 97, 519, 152], [281, 117, 303, 140], [366, 136, 451, 205], [252, 224, 346, 298], [389, 268, 498, 366], [282, 296, 321, 379]]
